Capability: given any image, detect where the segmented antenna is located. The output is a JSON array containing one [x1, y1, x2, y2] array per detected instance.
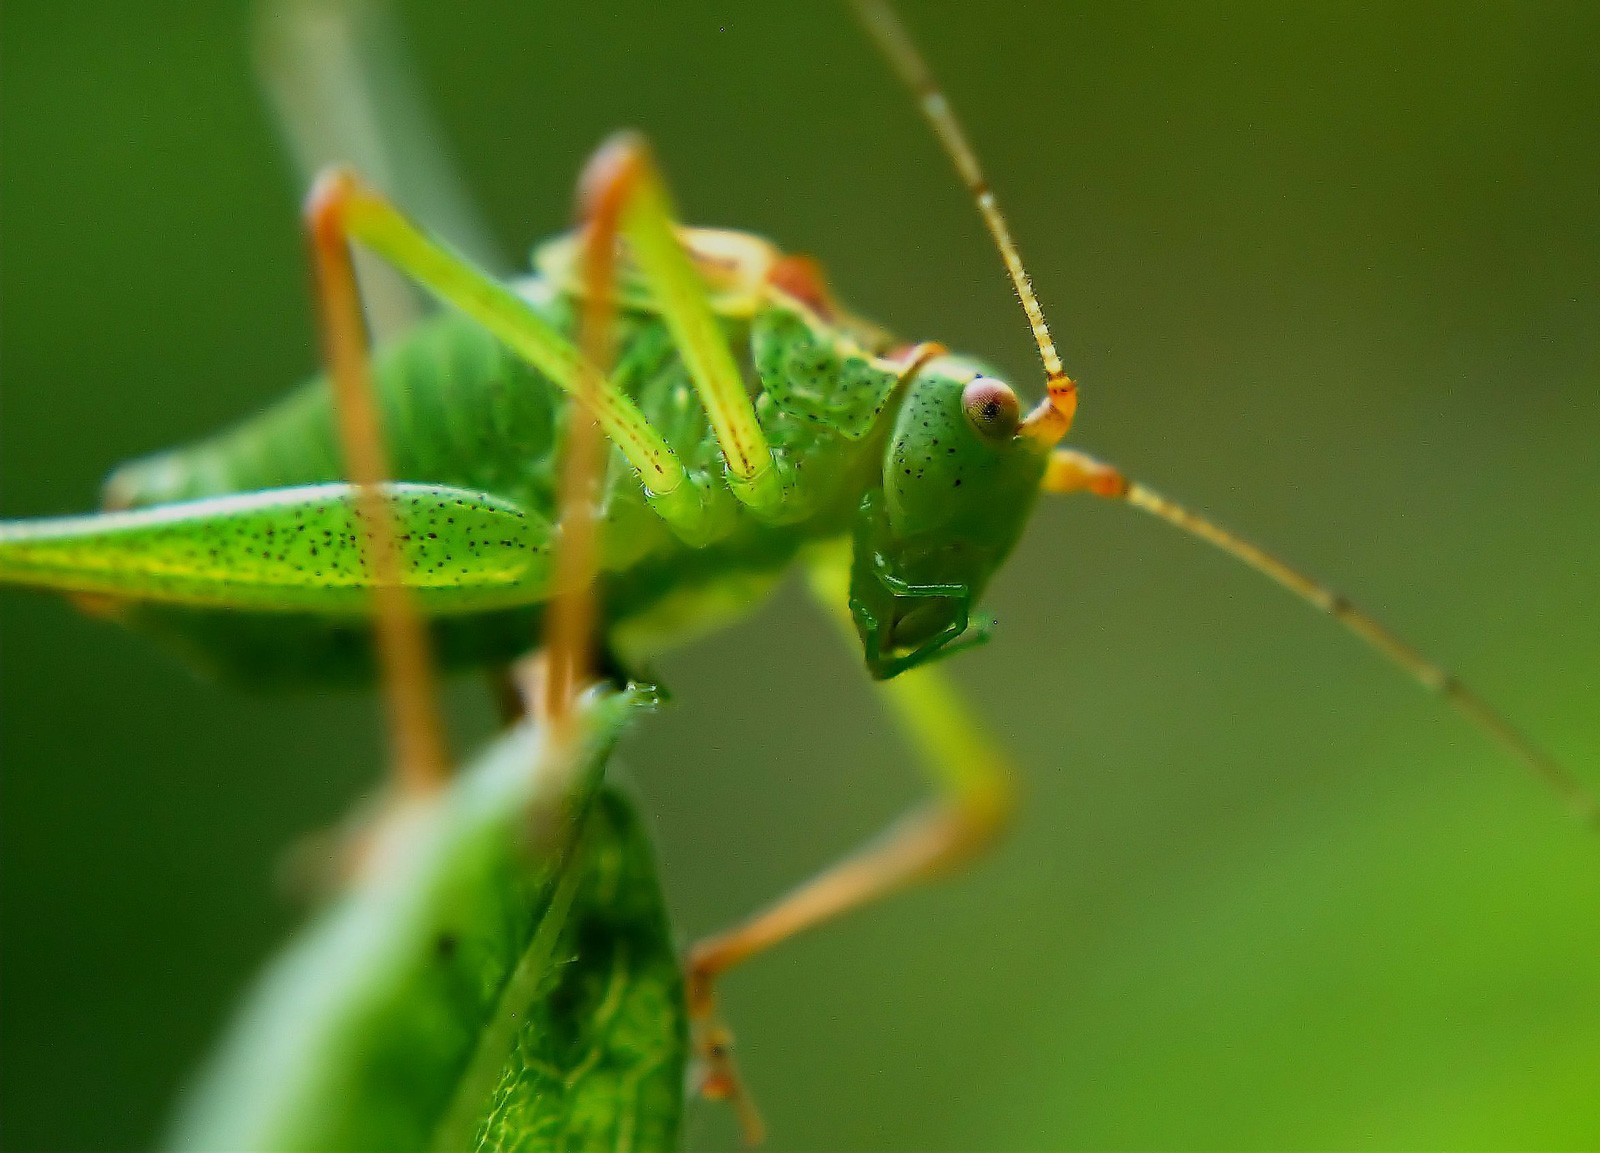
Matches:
[[1044, 450, 1599, 827], [1132, 484, 1598, 825], [850, 0, 1077, 444]]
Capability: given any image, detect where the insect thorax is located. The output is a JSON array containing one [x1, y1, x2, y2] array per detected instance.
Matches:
[[97, 230, 938, 678]]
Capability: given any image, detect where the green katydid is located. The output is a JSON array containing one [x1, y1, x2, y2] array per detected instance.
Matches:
[[0, 0, 1594, 1145]]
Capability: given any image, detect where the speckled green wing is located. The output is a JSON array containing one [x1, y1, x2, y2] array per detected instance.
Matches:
[[0, 483, 552, 615], [166, 684, 685, 1153]]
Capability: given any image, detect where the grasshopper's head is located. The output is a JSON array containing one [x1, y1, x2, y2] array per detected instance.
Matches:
[[851, 355, 1051, 678], [843, 0, 1088, 677]]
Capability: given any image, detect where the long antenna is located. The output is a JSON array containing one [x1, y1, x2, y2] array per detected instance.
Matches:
[[851, 1, 1596, 827], [849, 0, 1077, 445], [1044, 450, 1599, 827]]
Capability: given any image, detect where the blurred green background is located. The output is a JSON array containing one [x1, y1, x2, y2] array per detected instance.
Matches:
[[3, 2, 1598, 1149]]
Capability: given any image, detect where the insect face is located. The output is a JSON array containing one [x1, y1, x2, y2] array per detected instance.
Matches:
[[848, 355, 1049, 678]]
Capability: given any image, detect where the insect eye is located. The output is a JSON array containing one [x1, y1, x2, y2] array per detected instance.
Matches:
[[961, 377, 1020, 441]]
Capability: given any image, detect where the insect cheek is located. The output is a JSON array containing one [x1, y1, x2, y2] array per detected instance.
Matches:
[[961, 378, 1020, 442]]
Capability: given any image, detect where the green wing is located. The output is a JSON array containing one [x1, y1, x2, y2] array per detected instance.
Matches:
[[0, 483, 550, 615], [166, 684, 686, 1153]]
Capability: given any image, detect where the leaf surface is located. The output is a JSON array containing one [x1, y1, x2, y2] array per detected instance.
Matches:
[[167, 684, 685, 1152]]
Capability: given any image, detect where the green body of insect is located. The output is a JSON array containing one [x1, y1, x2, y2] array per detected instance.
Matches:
[[3, 4, 1595, 1147], [0, 228, 1047, 683]]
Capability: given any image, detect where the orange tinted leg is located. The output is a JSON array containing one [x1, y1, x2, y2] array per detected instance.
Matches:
[[304, 173, 449, 796], [575, 133, 796, 519], [684, 543, 1017, 1145]]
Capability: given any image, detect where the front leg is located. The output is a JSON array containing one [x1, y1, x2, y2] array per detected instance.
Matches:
[[574, 133, 799, 519], [684, 540, 1017, 1144]]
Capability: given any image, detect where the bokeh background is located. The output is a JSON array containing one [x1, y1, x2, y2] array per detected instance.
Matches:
[[3, 2, 1598, 1149]]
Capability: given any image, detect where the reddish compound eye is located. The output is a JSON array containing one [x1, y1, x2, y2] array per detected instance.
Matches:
[[961, 377, 1020, 441]]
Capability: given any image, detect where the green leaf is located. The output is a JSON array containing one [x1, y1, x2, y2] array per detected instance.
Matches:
[[166, 684, 685, 1152]]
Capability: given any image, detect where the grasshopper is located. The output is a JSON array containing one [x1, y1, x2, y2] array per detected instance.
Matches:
[[0, 1, 1594, 1145]]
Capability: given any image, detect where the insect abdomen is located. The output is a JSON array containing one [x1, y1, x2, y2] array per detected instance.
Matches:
[[89, 272, 906, 683], [104, 311, 563, 518]]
